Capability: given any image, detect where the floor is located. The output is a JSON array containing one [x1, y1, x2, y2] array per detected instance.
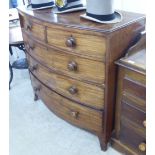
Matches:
[[9, 48, 122, 155]]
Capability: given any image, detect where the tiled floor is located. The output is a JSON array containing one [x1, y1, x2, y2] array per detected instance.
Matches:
[[9, 49, 122, 155]]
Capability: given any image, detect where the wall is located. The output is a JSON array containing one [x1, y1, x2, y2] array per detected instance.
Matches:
[[115, 0, 146, 13]]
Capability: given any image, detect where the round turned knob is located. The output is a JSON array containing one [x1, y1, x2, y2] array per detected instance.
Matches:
[[26, 23, 32, 31], [34, 86, 41, 92], [68, 61, 77, 71], [29, 64, 38, 72], [139, 142, 146, 152], [70, 111, 79, 118], [65, 36, 76, 47], [27, 43, 34, 51], [68, 86, 78, 95], [143, 120, 146, 127]]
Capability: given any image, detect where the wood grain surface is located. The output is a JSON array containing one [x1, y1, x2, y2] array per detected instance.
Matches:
[[23, 32, 106, 85], [27, 53, 105, 110], [47, 26, 106, 60], [30, 73, 103, 133], [113, 47, 146, 154], [20, 14, 45, 41], [18, 6, 146, 151]]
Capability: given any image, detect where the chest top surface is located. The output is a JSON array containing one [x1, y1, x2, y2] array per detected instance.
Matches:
[[17, 6, 145, 33], [117, 49, 146, 75]]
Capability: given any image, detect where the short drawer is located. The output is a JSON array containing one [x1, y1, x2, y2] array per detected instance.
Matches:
[[27, 54, 104, 110], [23, 34, 105, 85], [120, 123, 146, 155], [20, 14, 45, 42], [30, 73, 103, 133], [121, 101, 146, 129], [46, 26, 106, 60]]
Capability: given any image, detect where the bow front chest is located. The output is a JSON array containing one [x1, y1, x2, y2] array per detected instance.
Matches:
[[18, 6, 145, 151]]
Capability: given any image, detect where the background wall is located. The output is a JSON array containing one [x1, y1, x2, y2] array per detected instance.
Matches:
[[114, 0, 146, 13], [17, 0, 146, 14]]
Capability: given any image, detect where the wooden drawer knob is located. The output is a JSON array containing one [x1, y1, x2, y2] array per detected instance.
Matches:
[[66, 36, 76, 47], [27, 43, 34, 51], [26, 23, 32, 31], [68, 86, 78, 95], [139, 142, 146, 152], [143, 120, 146, 127], [68, 61, 77, 71], [34, 85, 41, 92], [29, 64, 38, 72], [70, 111, 79, 118]]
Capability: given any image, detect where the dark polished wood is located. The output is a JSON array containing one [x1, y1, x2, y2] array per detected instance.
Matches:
[[26, 53, 105, 110], [18, 6, 145, 151], [30, 73, 103, 133], [121, 101, 146, 129], [22, 32, 106, 85], [111, 32, 146, 155]]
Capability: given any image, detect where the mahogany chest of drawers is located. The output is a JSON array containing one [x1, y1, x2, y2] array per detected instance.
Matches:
[[18, 6, 145, 151], [111, 32, 146, 154]]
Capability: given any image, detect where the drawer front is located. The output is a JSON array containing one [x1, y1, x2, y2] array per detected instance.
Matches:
[[27, 54, 104, 110], [125, 68, 146, 85], [30, 73, 103, 133], [46, 26, 106, 60], [120, 123, 146, 155], [23, 34, 105, 85], [122, 93, 146, 112], [20, 14, 45, 41], [121, 101, 146, 129], [123, 77, 146, 101]]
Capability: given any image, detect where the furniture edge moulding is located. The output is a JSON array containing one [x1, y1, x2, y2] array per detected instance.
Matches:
[[115, 61, 146, 76], [17, 7, 146, 34], [17, 8, 108, 37]]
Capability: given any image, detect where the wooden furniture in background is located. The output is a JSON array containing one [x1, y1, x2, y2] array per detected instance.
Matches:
[[17, 6, 145, 151], [111, 31, 146, 155]]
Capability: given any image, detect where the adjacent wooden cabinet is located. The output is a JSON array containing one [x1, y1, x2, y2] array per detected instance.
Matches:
[[111, 32, 146, 154], [18, 6, 145, 151]]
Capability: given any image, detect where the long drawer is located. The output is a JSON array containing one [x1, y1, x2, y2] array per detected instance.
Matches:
[[46, 25, 106, 60], [23, 33, 105, 85], [27, 54, 104, 110], [30, 73, 103, 133]]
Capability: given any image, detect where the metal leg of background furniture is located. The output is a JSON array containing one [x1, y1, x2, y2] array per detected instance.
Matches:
[[9, 45, 13, 55], [9, 43, 28, 89], [9, 62, 13, 90], [9, 43, 28, 69]]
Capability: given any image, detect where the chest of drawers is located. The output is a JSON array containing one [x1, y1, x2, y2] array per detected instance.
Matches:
[[111, 32, 146, 154], [18, 6, 145, 151]]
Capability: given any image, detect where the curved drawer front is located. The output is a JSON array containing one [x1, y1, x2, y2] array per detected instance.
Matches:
[[23, 33, 105, 85], [30, 73, 103, 133], [46, 26, 106, 60], [20, 14, 45, 41], [27, 54, 104, 110]]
